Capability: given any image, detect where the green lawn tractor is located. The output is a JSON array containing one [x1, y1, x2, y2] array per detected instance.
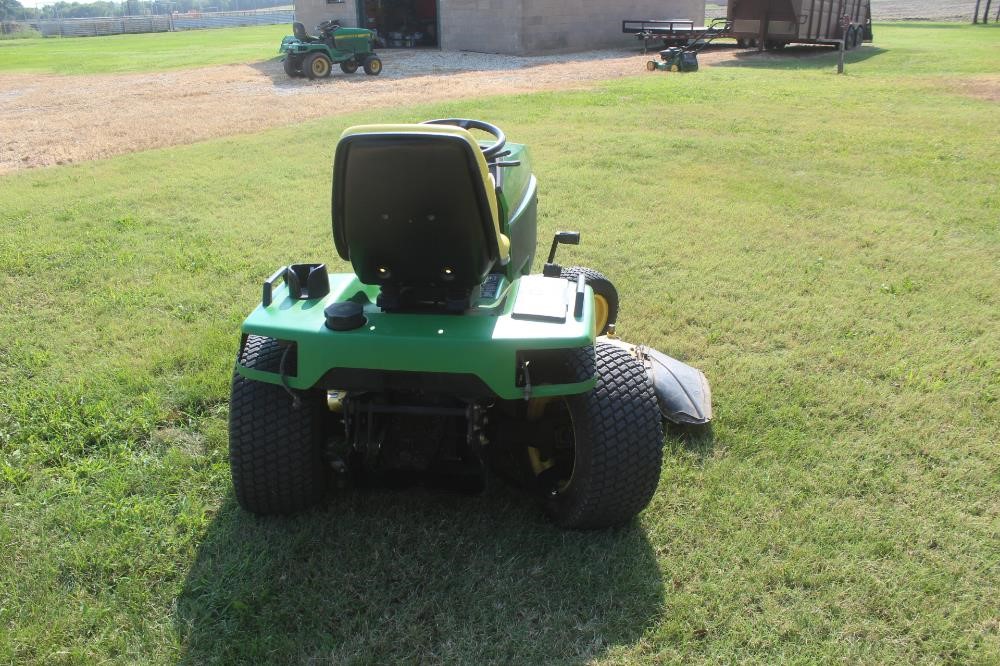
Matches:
[[229, 119, 712, 529], [280, 20, 382, 80]]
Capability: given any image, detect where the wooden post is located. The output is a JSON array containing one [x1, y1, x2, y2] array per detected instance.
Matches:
[[838, 38, 845, 74]]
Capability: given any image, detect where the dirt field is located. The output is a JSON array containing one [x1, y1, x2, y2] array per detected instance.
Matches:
[[0, 48, 756, 174]]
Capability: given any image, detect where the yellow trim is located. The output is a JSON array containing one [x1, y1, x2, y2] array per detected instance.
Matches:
[[593, 294, 609, 336], [339, 124, 510, 264], [527, 447, 555, 475]]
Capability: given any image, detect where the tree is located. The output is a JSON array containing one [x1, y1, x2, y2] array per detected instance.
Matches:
[[983, 0, 994, 23], [974, 0, 981, 23], [0, 0, 25, 20]]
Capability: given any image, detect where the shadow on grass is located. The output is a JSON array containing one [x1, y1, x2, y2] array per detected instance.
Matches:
[[666, 422, 715, 462], [717, 45, 887, 70], [175, 483, 663, 663]]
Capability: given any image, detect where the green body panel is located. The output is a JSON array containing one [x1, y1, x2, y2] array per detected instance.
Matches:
[[238, 273, 596, 399], [496, 144, 537, 279], [236, 140, 595, 400]]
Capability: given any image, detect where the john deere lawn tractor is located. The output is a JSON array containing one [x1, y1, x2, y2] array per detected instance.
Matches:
[[280, 20, 381, 80], [229, 119, 712, 529]]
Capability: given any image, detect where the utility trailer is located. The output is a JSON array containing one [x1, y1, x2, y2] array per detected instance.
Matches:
[[728, 0, 872, 50], [622, 19, 704, 53]]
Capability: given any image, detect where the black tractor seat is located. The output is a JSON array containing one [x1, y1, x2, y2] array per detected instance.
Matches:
[[332, 124, 511, 313]]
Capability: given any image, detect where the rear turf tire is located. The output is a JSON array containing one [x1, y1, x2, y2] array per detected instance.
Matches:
[[229, 335, 329, 515], [541, 342, 664, 529], [304, 52, 332, 79], [560, 266, 619, 335]]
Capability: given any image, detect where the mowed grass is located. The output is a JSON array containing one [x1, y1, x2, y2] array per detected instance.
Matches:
[[0, 24, 287, 75], [1, 23, 998, 665]]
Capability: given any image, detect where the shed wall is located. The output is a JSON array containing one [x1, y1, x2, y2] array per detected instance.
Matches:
[[294, 0, 705, 55], [519, 0, 705, 54], [296, 1, 358, 35]]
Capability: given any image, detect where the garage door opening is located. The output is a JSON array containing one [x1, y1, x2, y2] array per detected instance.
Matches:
[[359, 0, 438, 48]]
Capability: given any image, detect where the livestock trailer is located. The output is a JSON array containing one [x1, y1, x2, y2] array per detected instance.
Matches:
[[728, 0, 872, 50]]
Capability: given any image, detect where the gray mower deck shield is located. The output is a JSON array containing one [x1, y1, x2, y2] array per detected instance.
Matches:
[[600, 337, 713, 425]]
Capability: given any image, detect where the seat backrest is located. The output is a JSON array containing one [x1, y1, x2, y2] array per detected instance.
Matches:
[[292, 21, 308, 40], [332, 124, 510, 310]]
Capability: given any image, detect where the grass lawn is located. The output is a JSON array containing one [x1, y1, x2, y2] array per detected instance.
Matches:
[[0, 24, 288, 75], [1, 22, 998, 665]]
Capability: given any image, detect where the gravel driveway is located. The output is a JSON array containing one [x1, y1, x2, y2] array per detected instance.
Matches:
[[1, 47, 747, 174]]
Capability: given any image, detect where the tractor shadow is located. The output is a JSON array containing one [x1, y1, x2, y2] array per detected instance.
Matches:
[[716, 44, 887, 70], [175, 482, 663, 664], [249, 47, 644, 89]]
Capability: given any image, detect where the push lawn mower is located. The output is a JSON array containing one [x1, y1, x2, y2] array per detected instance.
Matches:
[[229, 119, 712, 529], [646, 18, 731, 73], [280, 20, 382, 80]]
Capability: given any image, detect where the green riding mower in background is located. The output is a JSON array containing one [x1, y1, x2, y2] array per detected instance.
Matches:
[[228, 119, 712, 529], [280, 20, 382, 79]]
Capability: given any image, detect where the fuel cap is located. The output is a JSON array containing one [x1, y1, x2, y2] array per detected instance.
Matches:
[[324, 301, 366, 331]]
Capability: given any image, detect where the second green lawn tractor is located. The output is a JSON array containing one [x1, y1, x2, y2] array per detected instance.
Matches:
[[280, 20, 382, 80], [229, 119, 712, 529]]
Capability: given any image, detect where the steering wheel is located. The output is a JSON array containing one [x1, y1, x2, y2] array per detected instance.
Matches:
[[422, 118, 506, 160]]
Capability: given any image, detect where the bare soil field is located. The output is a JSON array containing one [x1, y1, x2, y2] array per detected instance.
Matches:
[[1, 47, 752, 174]]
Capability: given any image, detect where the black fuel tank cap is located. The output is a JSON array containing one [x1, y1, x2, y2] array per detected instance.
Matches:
[[324, 302, 366, 331]]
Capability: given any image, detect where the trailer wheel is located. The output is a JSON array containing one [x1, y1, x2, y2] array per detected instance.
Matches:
[[532, 342, 664, 529], [282, 56, 301, 77], [229, 336, 329, 515], [304, 53, 332, 79], [646, 60, 657, 72], [560, 266, 619, 335]]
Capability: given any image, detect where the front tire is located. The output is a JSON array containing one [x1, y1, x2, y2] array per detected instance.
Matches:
[[560, 266, 619, 335], [363, 55, 383, 76], [538, 342, 664, 529], [229, 335, 329, 515], [340, 59, 359, 74]]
